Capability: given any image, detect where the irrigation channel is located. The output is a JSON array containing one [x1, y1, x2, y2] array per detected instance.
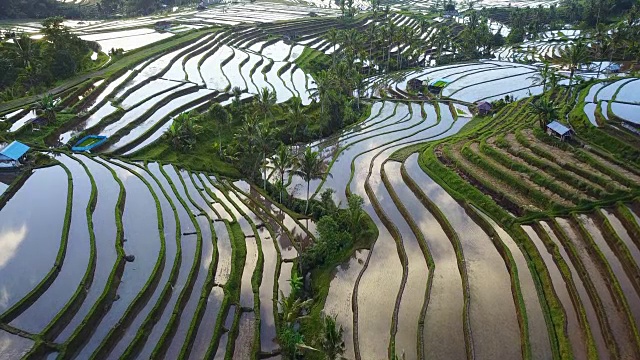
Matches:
[[2, 7, 640, 360]]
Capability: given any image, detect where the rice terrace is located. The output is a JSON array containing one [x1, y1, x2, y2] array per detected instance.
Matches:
[[0, 0, 639, 358]]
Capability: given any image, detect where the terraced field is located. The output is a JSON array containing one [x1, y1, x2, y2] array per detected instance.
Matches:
[[27, 26, 335, 152], [0, 154, 309, 359], [579, 78, 640, 129], [2, 4, 640, 360], [366, 61, 572, 102]]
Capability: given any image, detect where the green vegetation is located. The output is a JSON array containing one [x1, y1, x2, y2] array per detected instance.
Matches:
[[0, 18, 99, 101]]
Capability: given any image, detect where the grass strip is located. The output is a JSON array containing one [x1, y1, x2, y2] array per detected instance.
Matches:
[[59, 155, 126, 359], [116, 160, 182, 359], [147, 164, 203, 359], [380, 160, 434, 359], [40, 155, 98, 340], [399, 162, 474, 359], [89, 157, 167, 360]]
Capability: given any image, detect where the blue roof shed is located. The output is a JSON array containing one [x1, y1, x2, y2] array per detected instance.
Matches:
[[0, 141, 30, 161], [546, 121, 574, 140]]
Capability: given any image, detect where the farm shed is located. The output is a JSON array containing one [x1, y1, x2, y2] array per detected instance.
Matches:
[[546, 121, 574, 141], [0, 141, 30, 169], [428, 78, 451, 94], [407, 78, 423, 91], [476, 101, 492, 115]]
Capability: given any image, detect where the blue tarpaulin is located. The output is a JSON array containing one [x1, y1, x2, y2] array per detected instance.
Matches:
[[0, 141, 29, 161]]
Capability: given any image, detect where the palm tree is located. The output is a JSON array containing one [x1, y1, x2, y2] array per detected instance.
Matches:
[[287, 96, 305, 137], [231, 86, 243, 108], [320, 315, 346, 360], [559, 41, 589, 89], [308, 70, 329, 113], [273, 143, 295, 203], [12, 33, 35, 68], [529, 97, 559, 130], [38, 93, 56, 124], [346, 195, 365, 242], [527, 61, 553, 91], [255, 122, 275, 189], [325, 28, 340, 66], [208, 103, 231, 155], [256, 87, 277, 121], [293, 147, 326, 215], [235, 115, 260, 176]]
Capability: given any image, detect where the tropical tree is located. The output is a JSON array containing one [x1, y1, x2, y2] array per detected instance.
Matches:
[[287, 96, 306, 137], [278, 290, 313, 327], [234, 115, 260, 177], [273, 143, 295, 203], [325, 28, 340, 66], [294, 146, 326, 215], [256, 86, 277, 121], [165, 112, 201, 150], [559, 41, 589, 89], [231, 85, 243, 108], [208, 103, 231, 155], [527, 61, 553, 91], [255, 121, 275, 189], [529, 97, 559, 129], [344, 195, 365, 242], [38, 93, 56, 124], [319, 315, 346, 360]]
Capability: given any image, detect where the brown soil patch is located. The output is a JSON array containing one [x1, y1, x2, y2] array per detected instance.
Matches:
[[447, 141, 545, 211], [468, 142, 576, 207]]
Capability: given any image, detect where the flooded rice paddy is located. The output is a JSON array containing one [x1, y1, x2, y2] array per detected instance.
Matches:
[[2, 7, 638, 358]]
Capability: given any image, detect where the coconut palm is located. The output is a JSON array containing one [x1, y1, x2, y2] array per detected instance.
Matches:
[[325, 28, 340, 66], [273, 143, 295, 203], [231, 85, 243, 108], [529, 97, 559, 130], [235, 115, 260, 176], [287, 96, 305, 137], [256, 87, 277, 121], [255, 122, 275, 189], [208, 103, 231, 155], [293, 146, 326, 215], [308, 70, 329, 113], [527, 61, 553, 91], [12, 33, 35, 68], [320, 315, 346, 360], [559, 41, 589, 89]]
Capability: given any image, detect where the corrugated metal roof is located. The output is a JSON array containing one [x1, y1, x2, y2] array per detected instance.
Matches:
[[546, 121, 572, 136], [0, 141, 30, 160]]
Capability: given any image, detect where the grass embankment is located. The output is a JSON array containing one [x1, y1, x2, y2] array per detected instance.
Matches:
[[89, 157, 168, 359], [295, 47, 331, 77], [59, 156, 126, 360]]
